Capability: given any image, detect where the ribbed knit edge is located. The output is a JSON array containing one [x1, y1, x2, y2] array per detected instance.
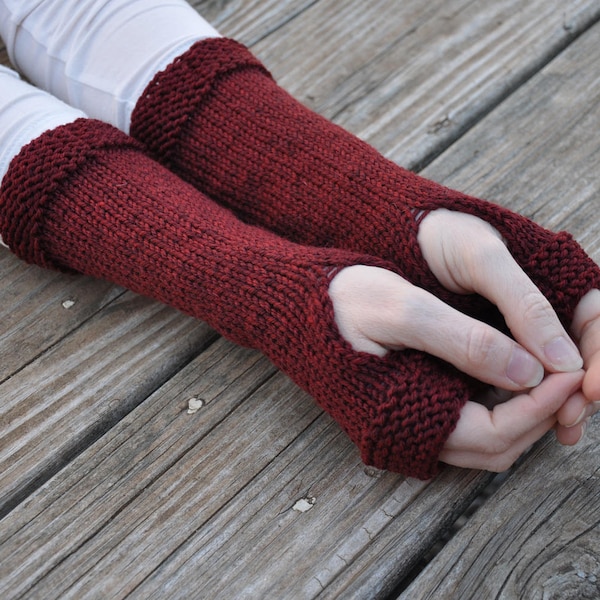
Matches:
[[131, 37, 269, 166], [360, 362, 469, 479], [0, 118, 143, 271]]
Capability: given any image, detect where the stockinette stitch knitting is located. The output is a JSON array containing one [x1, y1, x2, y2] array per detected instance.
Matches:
[[0, 118, 480, 479], [131, 37, 600, 327]]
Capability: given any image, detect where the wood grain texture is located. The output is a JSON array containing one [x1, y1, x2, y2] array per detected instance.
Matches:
[[0, 254, 121, 382], [422, 16, 600, 253], [190, 0, 317, 45], [0, 293, 215, 516], [0, 339, 274, 598], [399, 422, 600, 600], [0, 335, 491, 600]]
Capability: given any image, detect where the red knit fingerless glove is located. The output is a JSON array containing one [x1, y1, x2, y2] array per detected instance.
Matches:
[[0, 119, 482, 479], [131, 38, 600, 327]]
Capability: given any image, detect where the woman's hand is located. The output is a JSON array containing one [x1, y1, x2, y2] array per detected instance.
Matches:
[[331, 265, 547, 391], [329, 208, 600, 472], [417, 209, 585, 374], [439, 371, 584, 472]]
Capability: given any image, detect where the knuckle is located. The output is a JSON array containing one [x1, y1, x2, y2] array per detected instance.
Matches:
[[464, 324, 497, 365], [519, 290, 556, 325], [489, 451, 519, 473]]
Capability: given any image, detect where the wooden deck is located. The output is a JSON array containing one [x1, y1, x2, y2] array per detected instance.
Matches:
[[1, 1, 600, 598]]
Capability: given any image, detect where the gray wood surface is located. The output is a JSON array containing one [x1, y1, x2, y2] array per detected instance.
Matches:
[[0, 337, 489, 599], [0, 292, 215, 516], [0, 260, 116, 382], [0, 0, 599, 598], [399, 18, 600, 600], [399, 427, 600, 599]]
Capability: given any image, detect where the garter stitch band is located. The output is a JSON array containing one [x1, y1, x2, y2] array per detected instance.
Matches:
[[0, 118, 481, 479], [131, 37, 600, 326]]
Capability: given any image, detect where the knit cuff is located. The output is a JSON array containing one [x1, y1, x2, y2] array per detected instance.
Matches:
[[131, 37, 270, 166], [0, 118, 143, 271], [524, 230, 600, 325], [359, 352, 470, 478]]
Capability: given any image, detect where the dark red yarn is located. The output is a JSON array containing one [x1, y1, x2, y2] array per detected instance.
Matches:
[[131, 37, 600, 327], [0, 118, 483, 479]]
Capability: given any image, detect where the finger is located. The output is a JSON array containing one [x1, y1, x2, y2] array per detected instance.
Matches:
[[440, 411, 555, 472], [571, 288, 600, 400], [443, 371, 582, 452], [555, 420, 586, 446], [419, 210, 582, 373], [486, 370, 583, 439], [555, 390, 599, 427], [330, 265, 544, 390], [583, 352, 600, 402], [389, 285, 545, 390], [440, 371, 583, 471]]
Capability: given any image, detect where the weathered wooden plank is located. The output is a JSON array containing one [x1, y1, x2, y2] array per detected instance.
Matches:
[[248, 0, 600, 170], [0, 253, 121, 382], [0, 338, 274, 598], [398, 421, 600, 600], [0, 334, 490, 600], [129, 459, 484, 600], [397, 18, 600, 600], [0, 293, 215, 516], [190, 0, 317, 45]]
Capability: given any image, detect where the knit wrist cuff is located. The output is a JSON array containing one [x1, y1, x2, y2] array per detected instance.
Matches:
[[131, 37, 269, 165], [0, 118, 143, 271]]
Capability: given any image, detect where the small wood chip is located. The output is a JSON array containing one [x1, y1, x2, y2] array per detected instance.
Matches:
[[292, 497, 316, 513], [187, 397, 204, 414]]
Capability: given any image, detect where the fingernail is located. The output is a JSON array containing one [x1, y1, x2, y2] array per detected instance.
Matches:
[[544, 336, 583, 371], [577, 419, 588, 444], [571, 407, 588, 427], [507, 347, 544, 387], [568, 401, 600, 427]]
